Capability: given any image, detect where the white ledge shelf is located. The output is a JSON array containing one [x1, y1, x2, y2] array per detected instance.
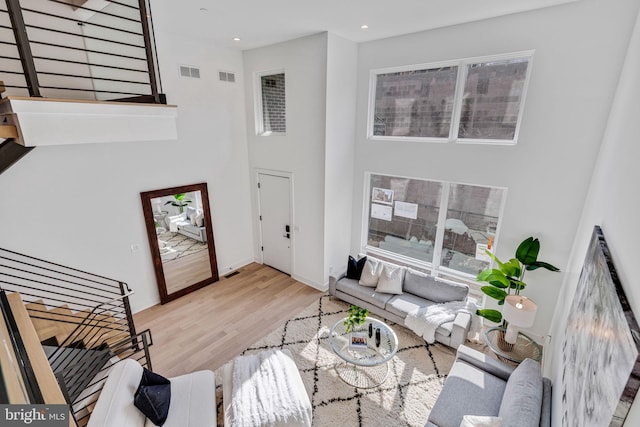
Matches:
[[0, 96, 178, 147]]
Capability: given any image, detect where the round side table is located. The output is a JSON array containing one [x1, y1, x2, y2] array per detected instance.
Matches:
[[483, 327, 542, 364]]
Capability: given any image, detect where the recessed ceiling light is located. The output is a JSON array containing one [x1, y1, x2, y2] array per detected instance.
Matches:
[[361, 25, 369, 29], [232, 37, 241, 42]]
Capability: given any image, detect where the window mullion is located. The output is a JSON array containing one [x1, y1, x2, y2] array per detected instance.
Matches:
[[449, 62, 467, 142], [431, 182, 450, 276]]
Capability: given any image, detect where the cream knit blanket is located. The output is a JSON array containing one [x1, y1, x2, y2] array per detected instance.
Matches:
[[230, 349, 312, 427], [405, 300, 478, 343]]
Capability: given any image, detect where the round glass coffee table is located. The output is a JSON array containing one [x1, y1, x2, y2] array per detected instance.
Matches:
[[329, 317, 398, 388]]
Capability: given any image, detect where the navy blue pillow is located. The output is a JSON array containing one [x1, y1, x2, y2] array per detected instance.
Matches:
[[346, 255, 367, 280], [134, 368, 171, 426]]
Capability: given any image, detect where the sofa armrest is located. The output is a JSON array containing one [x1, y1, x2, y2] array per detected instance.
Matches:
[[449, 311, 471, 349], [329, 271, 346, 295], [540, 377, 552, 427], [455, 344, 515, 381]]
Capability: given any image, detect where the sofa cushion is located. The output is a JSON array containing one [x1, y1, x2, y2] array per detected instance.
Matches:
[[385, 294, 453, 337], [157, 370, 216, 427], [375, 263, 405, 294], [88, 359, 146, 427], [359, 257, 382, 287], [335, 277, 393, 309], [428, 360, 507, 427], [403, 268, 468, 303], [346, 255, 367, 280], [498, 358, 542, 427]]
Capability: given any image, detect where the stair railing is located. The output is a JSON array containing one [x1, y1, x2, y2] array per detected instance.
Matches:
[[0, 248, 137, 341], [0, 247, 152, 426], [0, 0, 163, 103]]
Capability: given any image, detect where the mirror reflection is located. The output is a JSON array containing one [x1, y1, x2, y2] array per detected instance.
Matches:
[[141, 183, 218, 303]]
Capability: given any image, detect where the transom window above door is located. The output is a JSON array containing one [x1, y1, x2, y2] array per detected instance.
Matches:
[[368, 51, 533, 145], [255, 70, 286, 136]]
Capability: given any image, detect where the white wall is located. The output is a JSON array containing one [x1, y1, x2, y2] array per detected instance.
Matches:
[[351, 0, 640, 338], [243, 33, 329, 289], [0, 19, 254, 313], [547, 7, 640, 425], [324, 34, 358, 279]]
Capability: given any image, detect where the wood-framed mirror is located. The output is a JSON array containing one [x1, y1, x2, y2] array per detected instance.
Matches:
[[141, 183, 218, 304]]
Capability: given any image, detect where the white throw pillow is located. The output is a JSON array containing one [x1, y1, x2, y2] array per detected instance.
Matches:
[[195, 210, 205, 227], [358, 258, 382, 287], [375, 263, 405, 294], [459, 415, 503, 427]]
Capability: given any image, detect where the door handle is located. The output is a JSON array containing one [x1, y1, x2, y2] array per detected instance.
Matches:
[[284, 225, 290, 239]]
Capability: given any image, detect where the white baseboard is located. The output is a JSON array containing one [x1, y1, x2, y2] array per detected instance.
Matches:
[[292, 274, 328, 292], [220, 257, 255, 276]]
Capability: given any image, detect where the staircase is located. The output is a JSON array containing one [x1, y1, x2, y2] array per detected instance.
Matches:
[[0, 81, 34, 174], [0, 247, 153, 426]]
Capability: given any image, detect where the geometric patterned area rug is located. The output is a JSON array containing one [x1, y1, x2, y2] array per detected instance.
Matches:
[[157, 231, 207, 262], [215, 295, 459, 427]]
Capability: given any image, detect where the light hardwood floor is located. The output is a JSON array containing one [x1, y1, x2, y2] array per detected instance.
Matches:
[[163, 249, 212, 294], [134, 263, 323, 377]]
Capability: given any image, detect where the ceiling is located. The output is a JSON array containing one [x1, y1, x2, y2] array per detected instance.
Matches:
[[149, 0, 578, 51]]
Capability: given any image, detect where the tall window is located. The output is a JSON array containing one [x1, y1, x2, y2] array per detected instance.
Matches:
[[369, 52, 532, 144], [256, 71, 286, 135], [366, 173, 506, 278]]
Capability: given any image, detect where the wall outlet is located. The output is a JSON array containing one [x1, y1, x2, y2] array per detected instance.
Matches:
[[130, 244, 141, 253]]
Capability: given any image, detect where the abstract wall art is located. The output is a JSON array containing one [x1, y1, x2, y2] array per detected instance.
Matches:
[[561, 226, 640, 426]]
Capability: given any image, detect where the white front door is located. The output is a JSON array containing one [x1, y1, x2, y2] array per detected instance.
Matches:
[[258, 172, 291, 274]]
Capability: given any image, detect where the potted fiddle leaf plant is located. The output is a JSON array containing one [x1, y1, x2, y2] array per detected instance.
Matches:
[[344, 305, 369, 333], [476, 236, 559, 325], [165, 193, 192, 213]]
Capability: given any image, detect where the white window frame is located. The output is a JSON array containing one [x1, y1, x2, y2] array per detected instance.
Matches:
[[367, 51, 534, 145], [361, 172, 508, 286], [254, 68, 286, 136]]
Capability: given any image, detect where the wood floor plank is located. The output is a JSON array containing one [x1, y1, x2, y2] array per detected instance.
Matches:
[[134, 263, 322, 377]]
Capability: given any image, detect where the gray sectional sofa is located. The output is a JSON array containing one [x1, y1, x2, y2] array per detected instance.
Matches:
[[329, 256, 473, 349], [427, 345, 551, 427]]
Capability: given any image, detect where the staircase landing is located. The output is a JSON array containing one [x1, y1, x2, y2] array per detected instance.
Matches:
[[0, 96, 178, 147]]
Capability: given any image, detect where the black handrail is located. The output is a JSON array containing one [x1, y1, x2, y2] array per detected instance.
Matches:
[[0, 290, 44, 403], [0, 246, 152, 425], [5, 0, 40, 96], [0, 0, 164, 103], [0, 247, 137, 347]]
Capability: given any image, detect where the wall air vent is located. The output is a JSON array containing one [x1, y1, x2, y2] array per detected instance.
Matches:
[[218, 71, 236, 83], [179, 65, 200, 78]]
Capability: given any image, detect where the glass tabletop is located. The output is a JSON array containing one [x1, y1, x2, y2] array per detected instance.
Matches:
[[329, 317, 398, 367], [483, 326, 542, 363]]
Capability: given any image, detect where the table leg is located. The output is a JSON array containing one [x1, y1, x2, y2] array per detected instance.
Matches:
[[334, 361, 389, 388]]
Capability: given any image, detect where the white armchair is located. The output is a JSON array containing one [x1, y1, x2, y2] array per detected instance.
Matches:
[[87, 359, 215, 427]]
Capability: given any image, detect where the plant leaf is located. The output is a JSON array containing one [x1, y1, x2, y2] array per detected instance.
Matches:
[[485, 250, 506, 269], [477, 270, 510, 288], [501, 258, 522, 277], [516, 237, 540, 265], [480, 286, 507, 302], [526, 261, 560, 272], [477, 309, 502, 323]]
